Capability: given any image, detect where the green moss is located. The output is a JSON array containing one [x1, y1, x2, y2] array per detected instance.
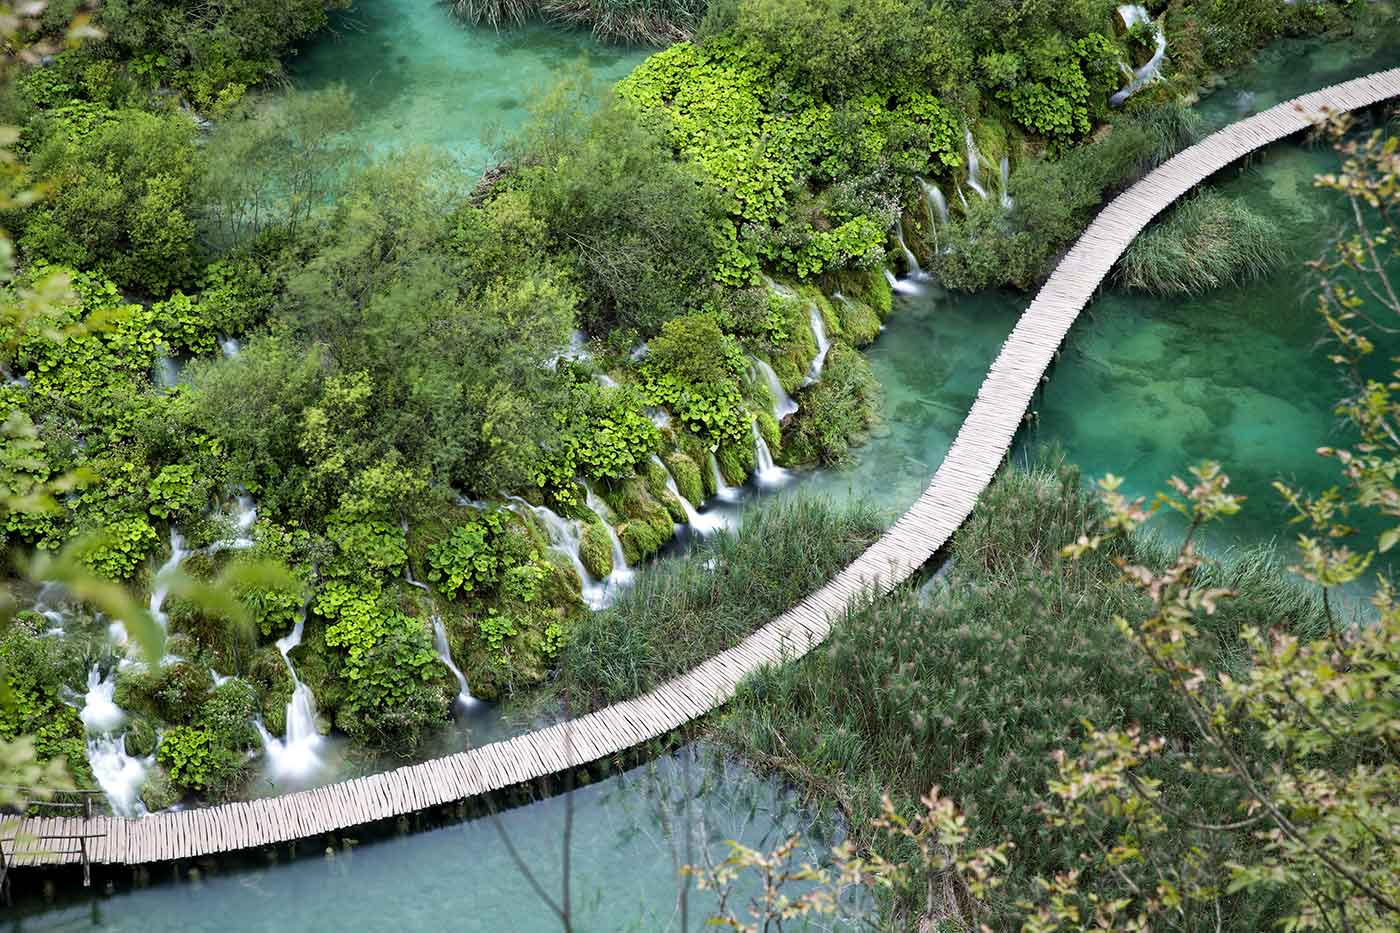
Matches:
[[620, 512, 672, 566], [756, 410, 782, 455], [124, 716, 157, 758], [643, 457, 671, 500], [665, 452, 704, 506], [249, 644, 294, 738], [781, 343, 880, 466], [827, 266, 893, 320], [113, 661, 212, 725], [139, 767, 181, 812], [716, 437, 753, 486], [580, 516, 615, 580], [833, 294, 882, 347], [198, 679, 260, 752], [541, 550, 583, 604]]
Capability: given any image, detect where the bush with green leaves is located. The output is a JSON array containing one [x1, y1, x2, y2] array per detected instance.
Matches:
[[640, 313, 750, 446], [780, 342, 879, 466], [20, 107, 201, 295], [0, 617, 93, 789]]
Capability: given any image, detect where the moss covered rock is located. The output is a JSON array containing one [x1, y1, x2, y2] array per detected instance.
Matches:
[[833, 294, 882, 346], [665, 452, 704, 506], [828, 266, 892, 320], [249, 644, 294, 738], [139, 766, 181, 812], [620, 510, 674, 566], [580, 516, 614, 580], [124, 716, 158, 758], [782, 343, 881, 466], [114, 661, 212, 725], [716, 438, 753, 486]]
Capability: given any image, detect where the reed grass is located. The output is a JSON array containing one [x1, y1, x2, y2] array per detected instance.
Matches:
[[556, 496, 883, 709], [1118, 189, 1284, 295], [718, 456, 1321, 925], [447, 0, 706, 44]]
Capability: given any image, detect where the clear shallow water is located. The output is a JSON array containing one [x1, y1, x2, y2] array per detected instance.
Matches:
[[289, 0, 645, 173], [11, 746, 853, 931]]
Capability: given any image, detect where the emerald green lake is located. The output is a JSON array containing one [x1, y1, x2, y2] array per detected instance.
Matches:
[[14, 13, 1400, 929]]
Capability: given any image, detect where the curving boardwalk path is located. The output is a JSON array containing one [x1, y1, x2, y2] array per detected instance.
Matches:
[[6, 68, 1400, 870]]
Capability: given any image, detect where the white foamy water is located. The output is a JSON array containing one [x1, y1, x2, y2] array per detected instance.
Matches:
[[751, 422, 791, 489]]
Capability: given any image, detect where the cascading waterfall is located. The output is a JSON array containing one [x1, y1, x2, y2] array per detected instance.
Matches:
[[506, 497, 611, 610], [651, 454, 727, 535], [918, 177, 949, 226], [802, 304, 831, 385], [219, 336, 241, 358], [404, 565, 479, 710], [153, 356, 181, 388], [256, 609, 326, 783], [595, 372, 619, 388], [751, 357, 798, 421], [999, 156, 1013, 210], [750, 422, 790, 489], [1110, 4, 1167, 107], [893, 218, 922, 277], [708, 452, 741, 503], [584, 483, 636, 592], [146, 529, 187, 635], [964, 128, 988, 199], [884, 268, 919, 297], [80, 665, 151, 817], [957, 186, 970, 212]]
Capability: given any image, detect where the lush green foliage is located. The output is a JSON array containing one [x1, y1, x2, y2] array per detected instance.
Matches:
[[641, 314, 750, 445]]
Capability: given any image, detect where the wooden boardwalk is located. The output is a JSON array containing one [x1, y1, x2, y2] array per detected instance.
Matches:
[[6, 69, 1400, 870]]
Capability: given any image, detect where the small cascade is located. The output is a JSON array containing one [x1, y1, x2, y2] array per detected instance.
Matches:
[[506, 497, 610, 610], [708, 452, 741, 503], [595, 372, 619, 388], [964, 128, 988, 199], [893, 218, 922, 277], [153, 356, 181, 388], [80, 666, 126, 734], [751, 357, 798, 421], [229, 494, 257, 547], [80, 665, 150, 817], [1110, 4, 1167, 107], [584, 484, 636, 592], [405, 564, 479, 710], [999, 156, 1013, 210], [751, 422, 790, 489], [256, 610, 325, 784], [219, 336, 241, 358], [647, 407, 672, 429], [432, 616, 478, 710], [957, 186, 970, 212], [918, 177, 949, 225], [149, 529, 188, 633], [651, 455, 726, 536], [884, 268, 920, 297], [802, 305, 831, 386]]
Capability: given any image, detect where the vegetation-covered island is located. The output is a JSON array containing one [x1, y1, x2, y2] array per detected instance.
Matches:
[[1, 0, 1399, 928]]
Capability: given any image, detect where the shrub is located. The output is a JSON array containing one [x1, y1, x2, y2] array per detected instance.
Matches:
[[641, 314, 750, 446], [780, 343, 879, 465]]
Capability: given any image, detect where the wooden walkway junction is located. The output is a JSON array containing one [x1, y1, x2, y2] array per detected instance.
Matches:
[[5, 68, 1400, 871]]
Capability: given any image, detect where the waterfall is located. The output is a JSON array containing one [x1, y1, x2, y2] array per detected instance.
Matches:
[[918, 177, 949, 226], [256, 609, 325, 783], [802, 305, 831, 386], [153, 356, 180, 388], [149, 529, 187, 633], [584, 483, 636, 593], [751, 357, 798, 421], [432, 616, 478, 710], [595, 373, 619, 388], [80, 665, 151, 817], [893, 218, 922, 277], [884, 268, 920, 297], [219, 336, 241, 358], [999, 156, 1013, 210], [751, 422, 790, 489], [651, 455, 727, 535], [405, 565, 479, 710], [708, 452, 741, 503], [1110, 5, 1167, 107], [506, 497, 610, 610], [647, 407, 671, 429], [964, 128, 988, 199]]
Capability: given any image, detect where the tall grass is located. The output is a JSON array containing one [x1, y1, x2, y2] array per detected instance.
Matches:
[[718, 457, 1320, 926], [448, 0, 706, 44], [1118, 189, 1284, 295], [556, 497, 883, 710]]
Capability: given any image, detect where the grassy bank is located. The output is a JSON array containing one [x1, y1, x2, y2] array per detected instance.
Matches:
[[557, 497, 883, 709], [715, 459, 1325, 928]]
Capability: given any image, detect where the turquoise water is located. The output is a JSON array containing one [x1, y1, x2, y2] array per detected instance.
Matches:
[[289, 0, 645, 172], [9, 745, 852, 930]]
